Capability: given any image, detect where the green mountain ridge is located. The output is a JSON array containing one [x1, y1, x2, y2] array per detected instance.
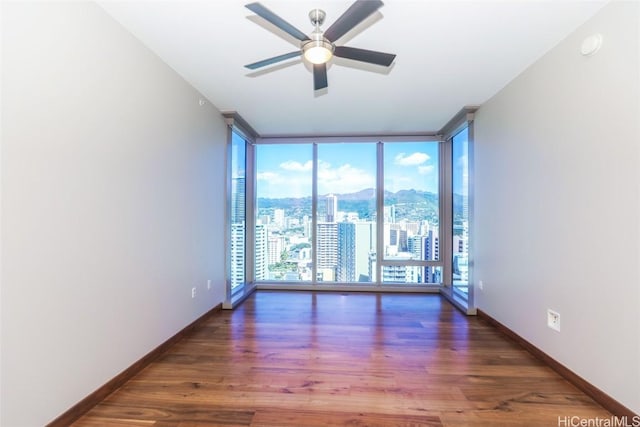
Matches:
[[257, 189, 464, 224]]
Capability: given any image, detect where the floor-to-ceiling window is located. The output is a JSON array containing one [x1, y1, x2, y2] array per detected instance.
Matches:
[[229, 130, 247, 294], [252, 138, 444, 288], [452, 127, 469, 299], [317, 143, 377, 283], [382, 142, 440, 284], [225, 111, 475, 311], [255, 144, 313, 282]]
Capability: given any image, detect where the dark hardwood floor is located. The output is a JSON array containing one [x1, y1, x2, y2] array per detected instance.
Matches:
[[73, 291, 611, 426]]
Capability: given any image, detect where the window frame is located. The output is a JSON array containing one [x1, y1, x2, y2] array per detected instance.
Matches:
[[223, 113, 258, 308], [438, 107, 477, 314], [224, 110, 476, 314], [253, 135, 444, 290]]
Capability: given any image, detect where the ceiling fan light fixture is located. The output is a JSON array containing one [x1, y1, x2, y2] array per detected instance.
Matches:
[[303, 9, 333, 64], [304, 42, 333, 64]]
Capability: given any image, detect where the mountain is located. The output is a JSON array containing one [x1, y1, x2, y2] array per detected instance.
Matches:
[[327, 188, 376, 200], [258, 188, 440, 205], [258, 189, 442, 223]]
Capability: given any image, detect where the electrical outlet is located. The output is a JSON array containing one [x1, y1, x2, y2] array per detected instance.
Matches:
[[207, 279, 211, 290], [547, 309, 560, 332], [478, 280, 484, 291], [191, 287, 196, 299]]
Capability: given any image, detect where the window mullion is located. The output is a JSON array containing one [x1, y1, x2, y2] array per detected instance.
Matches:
[[440, 138, 453, 287], [376, 141, 384, 286], [245, 141, 256, 285], [311, 142, 318, 285]]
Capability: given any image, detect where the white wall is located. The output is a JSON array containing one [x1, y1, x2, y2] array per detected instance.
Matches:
[[474, 1, 640, 415], [1, 2, 227, 425]]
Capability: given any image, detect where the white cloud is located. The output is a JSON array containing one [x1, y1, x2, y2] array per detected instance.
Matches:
[[257, 171, 280, 181], [280, 160, 312, 172], [318, 161, 375, 194], [394, 152, 430, 166], [257, 171, 310, 198]]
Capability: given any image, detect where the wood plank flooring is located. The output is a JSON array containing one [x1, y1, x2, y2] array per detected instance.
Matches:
[[73, 291, 612, 426]]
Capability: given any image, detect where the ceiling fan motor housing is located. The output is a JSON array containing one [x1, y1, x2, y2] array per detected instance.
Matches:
[[309, 9, 326, 26], [303, 8, 334, 64]]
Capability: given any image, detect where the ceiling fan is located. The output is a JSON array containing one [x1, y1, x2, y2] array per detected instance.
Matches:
[[244, 0, 396, 91]]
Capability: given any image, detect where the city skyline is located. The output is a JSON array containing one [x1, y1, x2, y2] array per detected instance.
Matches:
[[235, 191, 465, 285]]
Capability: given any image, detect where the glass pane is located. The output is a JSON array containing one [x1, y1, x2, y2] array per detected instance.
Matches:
[[383, 142, 440, 266], [452, 128, 469, 297], [256, 144, 312, 281], [316, 143, 377, 283], [230, 131, 246, 291]]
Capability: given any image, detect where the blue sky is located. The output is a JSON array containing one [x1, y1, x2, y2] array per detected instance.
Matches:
[[255, 141, 441, 198]]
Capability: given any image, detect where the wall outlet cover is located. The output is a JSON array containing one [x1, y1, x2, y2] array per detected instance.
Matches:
[[547, 309, 561, 332]]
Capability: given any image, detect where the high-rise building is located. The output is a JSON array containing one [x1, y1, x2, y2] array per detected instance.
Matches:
[[368, 252, 377, 282], [408, 235, 425, 261], [354, 222, 376, 281], [303, 215, 311, 237], [424, 229, 439, 262], [230, 223, 245, 289], [338, 222, 376, 282], [230, 176, 246, 289], [255, 224, 267, 280], [397, 229, 408, 252], [259, 215, 271, 225], [267, 233, 284, 266], [384, 205, 396, 223], [453, 253, 468, 282], [404, 221, 420, 237], [453, 235, 467, 255], [231, 176, 245, 223], [317, 222, 337, 279], [273, 209, 285, 228], [389, 227, 398, 246], [386, 223, 408, 252], [326, 194, 338, 222], [424, 229, 440, 284], [337, 222, 355, 282]]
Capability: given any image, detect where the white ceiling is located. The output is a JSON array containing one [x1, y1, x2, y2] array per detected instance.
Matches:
[[99, 0, 607, 136]]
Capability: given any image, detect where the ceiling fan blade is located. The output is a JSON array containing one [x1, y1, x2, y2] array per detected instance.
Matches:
[[245, 51, 301, 70], [334, 46, 396, 67], [245, 2, 310, 42], [323, 0, 384, 43], [313, 63, 328, 90]]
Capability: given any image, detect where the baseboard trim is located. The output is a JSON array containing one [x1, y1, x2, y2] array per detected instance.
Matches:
[[255, 284, 441, 293], [47, 303, 223, 427], [476, 309, 637, 419]]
